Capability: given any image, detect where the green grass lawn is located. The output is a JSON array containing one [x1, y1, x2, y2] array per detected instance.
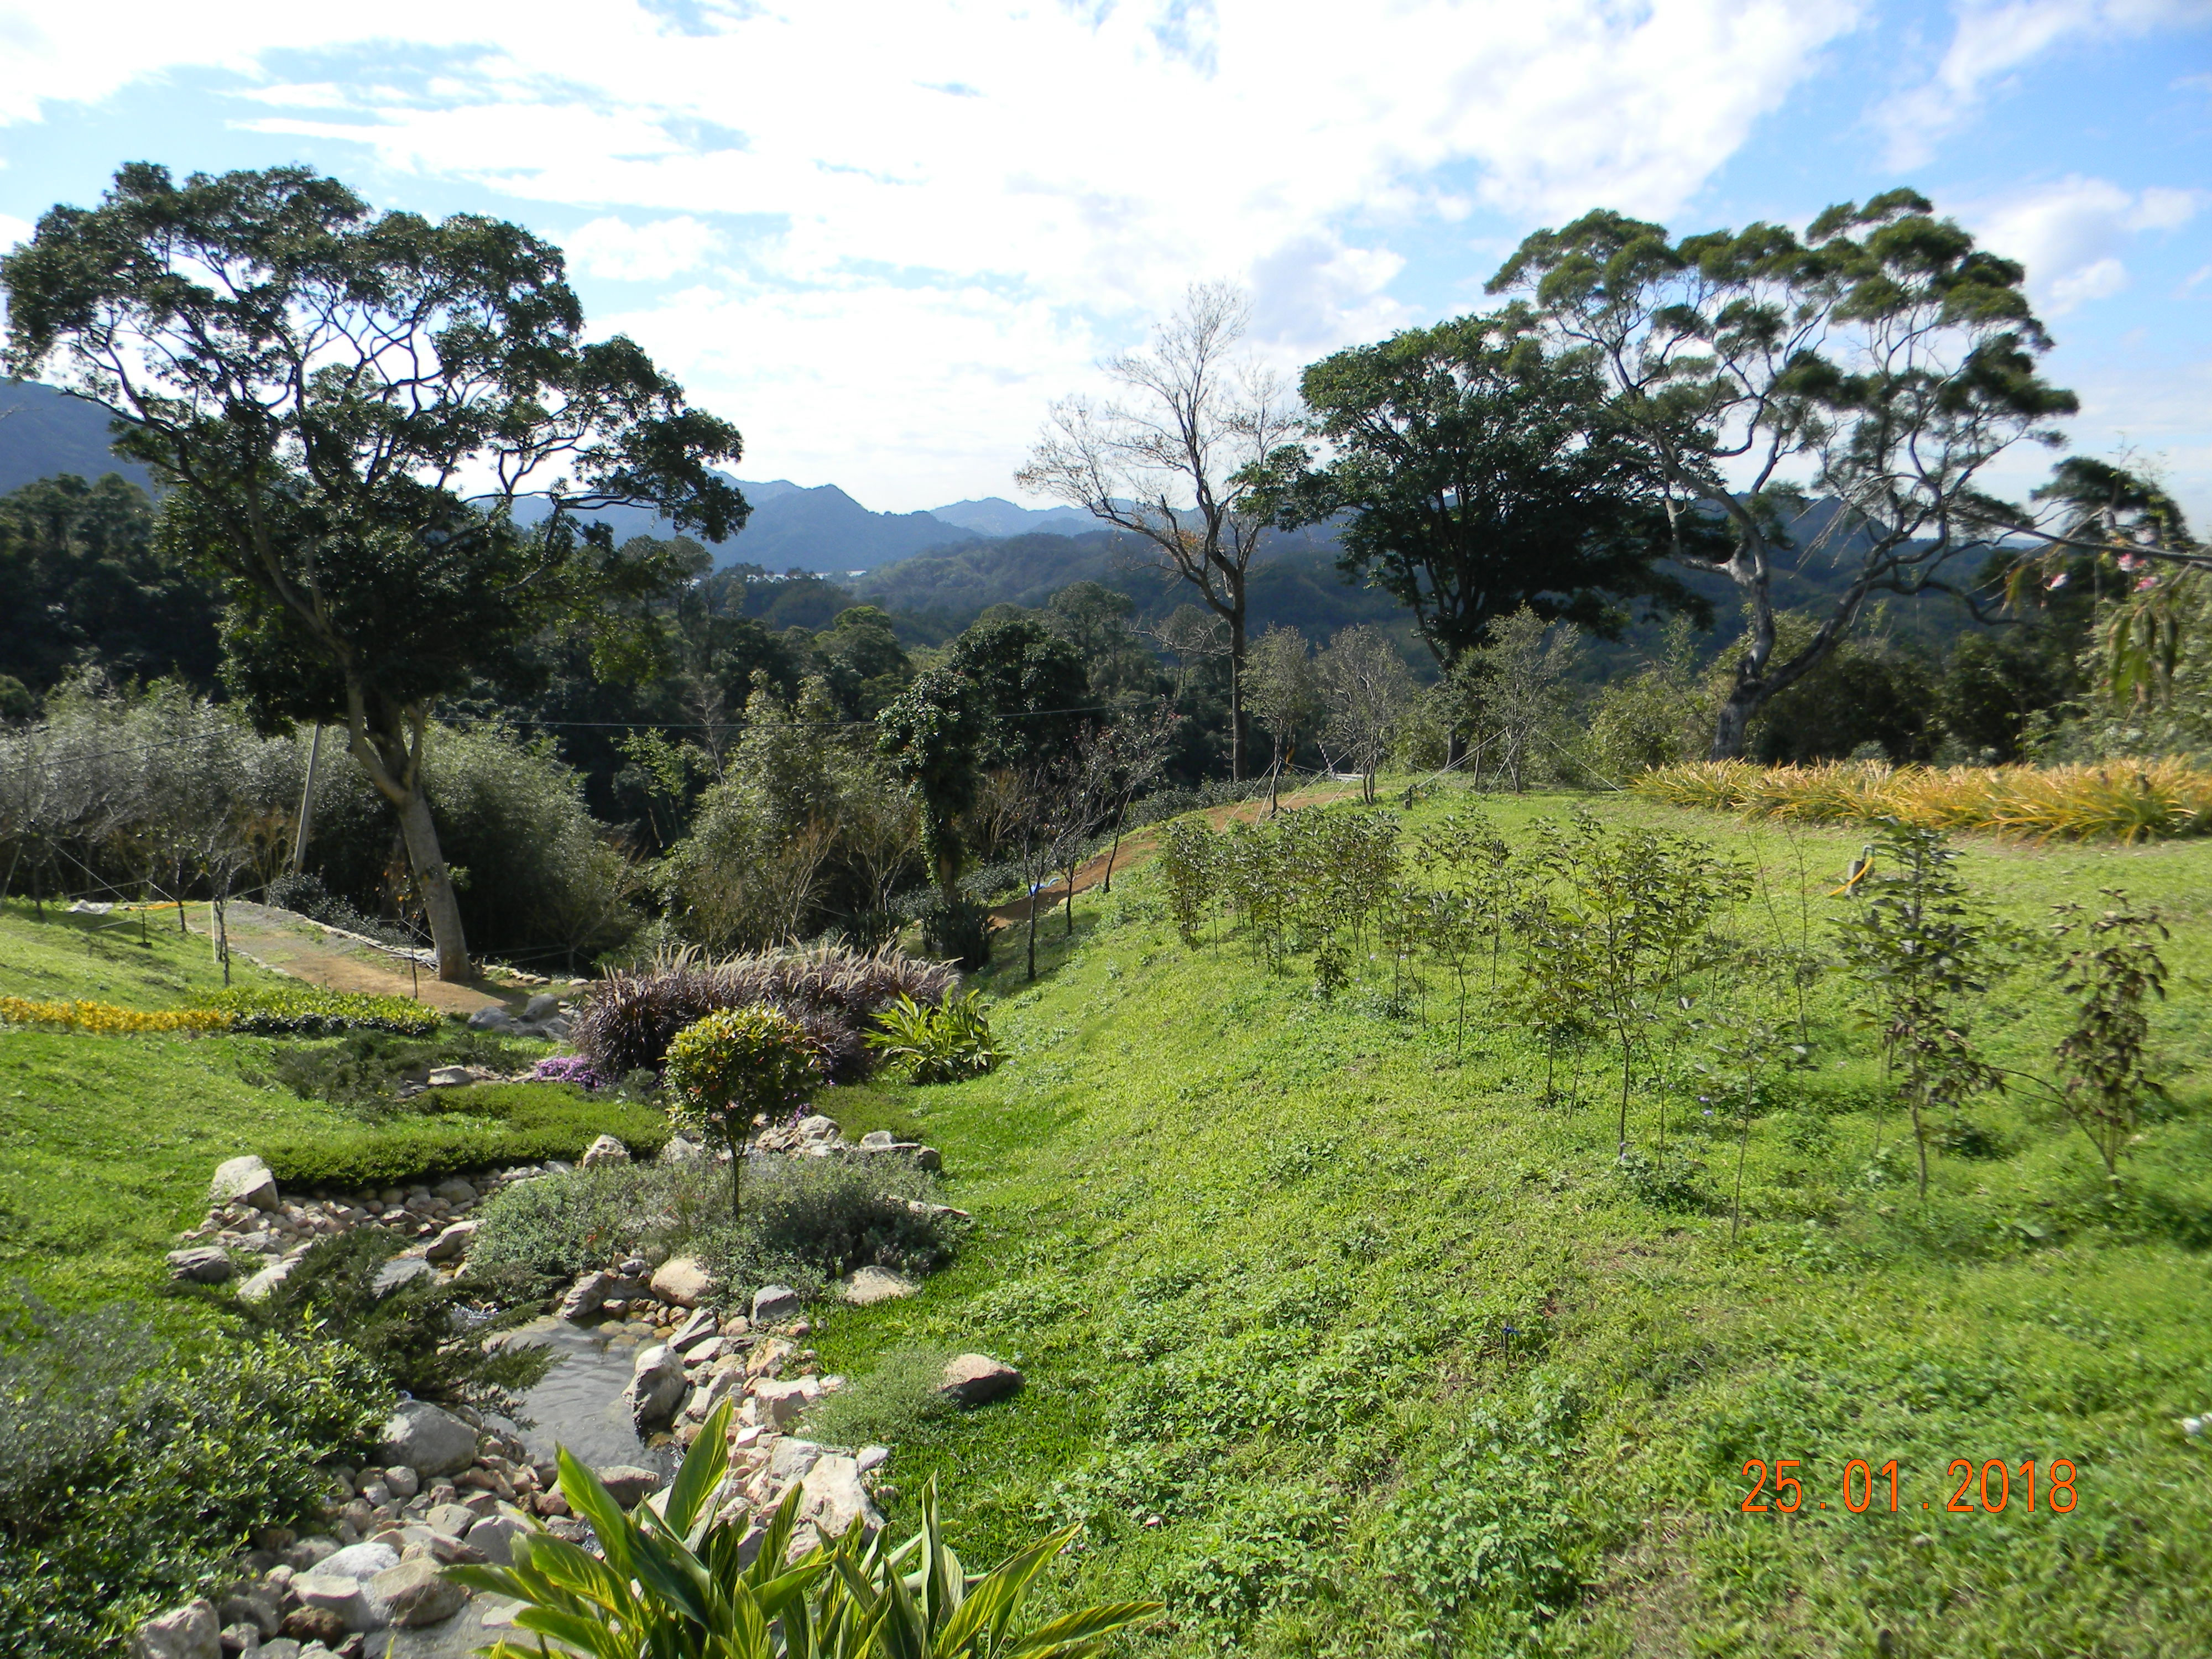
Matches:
[[802, 787, 2212, 1658]]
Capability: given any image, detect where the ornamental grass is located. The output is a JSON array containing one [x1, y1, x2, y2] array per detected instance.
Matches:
[[1634, 758, 2212, 842], [0, 996, 232, 1036]]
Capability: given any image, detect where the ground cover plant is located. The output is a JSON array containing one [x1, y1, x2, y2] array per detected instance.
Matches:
[[796, 784, 2212, 1658], [1637, 758, 2212, 842]]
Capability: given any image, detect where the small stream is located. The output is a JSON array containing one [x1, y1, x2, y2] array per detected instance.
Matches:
[[381, 1315, 676, 1657]]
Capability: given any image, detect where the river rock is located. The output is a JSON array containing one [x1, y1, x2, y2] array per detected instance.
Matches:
[[800, 1454, 883, 1538], [465, 1511, 532, 1566], [581, 1135, 629, 1167], [133, 1598, 221, 1659], [432, 1177, 478, 1205], [424, 1221, 477, 1263], [842, 1266, 917, 1305], [752, 1378, 815, 1429], [219, 1591, 281, 1638], [238, 1256, 299, 1302], [652, 1257, 716, 1309], [167, 1245, 234, 1285], [210, 1154, 279, 1211], [938, 1354, 1022, 1406], [660, 1134, 708, 1164], [280, 1606, 346, 1645], [372, 1255, 436, 1297], [752, 1284, 801, 1322], [425, 1503, 477, 1537], [594, 1465, 664, 1508], [427, 1066, 472, 1087], [466, 1007, 515, 1032], [384, 1464, 421, 1500], [320, 1541, 400, 1582], [625, 1343, 687, 1428], [768, 1438, 822, 1483], [667, 1303, 718, 1349], [366, 1557, 467, 1627], [523, 994, 561, 1021], [290, 1574, 374, 1632], [377, 1402, 479, 1477]]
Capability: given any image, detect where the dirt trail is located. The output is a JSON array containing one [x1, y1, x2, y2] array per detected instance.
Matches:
[[197, 901, 508, 1014], [988, 781, 1369, 930]]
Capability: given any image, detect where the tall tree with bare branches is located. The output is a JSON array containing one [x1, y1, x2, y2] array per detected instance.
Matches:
[[1016, 283, 1298, 779]]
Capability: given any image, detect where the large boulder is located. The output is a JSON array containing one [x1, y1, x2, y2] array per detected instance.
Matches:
[[366, 1557, 467, 1627], [581, 1135, 629, 1167], [377, 1401, 479, 1477], [752, 1284, 802, 1323], [166, 1246, 233, 1285], [132, 1598, 221, 1659], [842, 1266, 917, 1306], [624, 1343, 687, 1429], [209, 1154, 279, 1211], [651, 1256, 716, 1309], [938, 1354, 1022, 1407]]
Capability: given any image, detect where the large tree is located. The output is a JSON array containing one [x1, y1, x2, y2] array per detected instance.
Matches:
[[1490, 190, 2076, 759], [1, 163, 745, 978], [1016, 283, 1298, 779], [1253, 310, 1709, 687]]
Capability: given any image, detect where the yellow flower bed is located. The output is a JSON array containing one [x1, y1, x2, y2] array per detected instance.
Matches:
[[1632, 758, 2212, 843], [0, 995, 233, 1035]]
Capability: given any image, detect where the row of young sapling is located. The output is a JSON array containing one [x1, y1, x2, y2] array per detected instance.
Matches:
[[1155, 802, 2171, 1235]]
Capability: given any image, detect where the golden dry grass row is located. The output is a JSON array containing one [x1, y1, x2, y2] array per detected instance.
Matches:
[[1631, 758, 2212, 842]]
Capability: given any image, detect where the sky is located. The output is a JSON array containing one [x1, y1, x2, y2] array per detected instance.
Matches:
[[1, 0, 2208, 519]]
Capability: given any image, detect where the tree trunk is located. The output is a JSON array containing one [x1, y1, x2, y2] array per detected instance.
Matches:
[[1709, 681, 1761, 761], [1228, 608, 1249, 781], [394, 787, 471, 982]]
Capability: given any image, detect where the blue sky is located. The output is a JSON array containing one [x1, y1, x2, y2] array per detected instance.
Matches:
[[2, 0, 2208, 517]]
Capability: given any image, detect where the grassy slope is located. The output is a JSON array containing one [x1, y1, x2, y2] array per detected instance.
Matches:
[[0, 900, 348, 1306], [807, 790, 2212, 1659]]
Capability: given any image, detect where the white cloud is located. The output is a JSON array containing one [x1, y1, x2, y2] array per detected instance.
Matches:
[[0, 214, 32, 251], [1881, 0, 2212, 166], [0, 0, 1869, 505], [564, 216, 722, 281], [1970, 175, 2205, 314]]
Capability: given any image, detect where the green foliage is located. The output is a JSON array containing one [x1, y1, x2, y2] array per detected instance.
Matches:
[[866, 989, 1004, 1084], [194, 982, 446, 1037], [2052, 890, 2170, 1177], [665, 1006, 823, 1174], [266, 1026, 538, 1115], [468, 1162, 690, 1281], [256, 1081, 670, 1190], [1157, 815, 1223, 946], [241, 1228, 556, 1421], [456, 1407, 1159, 1659], [804, 1344, 961, 1447], [0, 1295, 388, 1656]]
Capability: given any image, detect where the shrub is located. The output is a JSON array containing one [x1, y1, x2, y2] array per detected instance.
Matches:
[[468, 1162, 700, 1280], [243, 1230, 557, 1421], [268, 1027, 536, 1115], [573, 942, 957, 1079], [0, 1295, 388, 1657], [195, 983, 445, 1037], [666, 1006, 823, 1222], [863, 988, 1004, 1083], [800, 1344, 958, 1446], [0, 994, 229, 1036], [257, 1081, 670, 1189]]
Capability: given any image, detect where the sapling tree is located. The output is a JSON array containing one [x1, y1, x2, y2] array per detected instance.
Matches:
[[663, 1007, 823, 1222], [1158, 815, 1221, 947], [2051, 890, 2169, 1181], [1833, 821, 2001, 1199]]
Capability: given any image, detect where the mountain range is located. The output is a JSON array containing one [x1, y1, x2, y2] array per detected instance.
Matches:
[[0, 380, 1097, 572]]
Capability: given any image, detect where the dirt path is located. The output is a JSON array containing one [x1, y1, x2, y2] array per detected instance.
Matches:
[[198, 901, 509, 1015], [988, 781, 1370, 930]]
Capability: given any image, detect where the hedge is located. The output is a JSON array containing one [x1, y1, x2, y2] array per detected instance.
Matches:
[[192, 984, 447, 1037], [257, 1082, 670, 1190]]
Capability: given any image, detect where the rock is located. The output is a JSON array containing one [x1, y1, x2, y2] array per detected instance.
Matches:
[[855, 1445, 890, 1475], [752, 1284, 802, 1323], [466, 1008, 515, 1032], [463, 1512, 531, 1566], [625, 1344, 688, 1428], [745, 1337, 795, 1380], [278, 1605, 346, 1645], [133, 1597, 222, 1659], [859, 1130, 898, 1149], [594, 1465, 664, 1509], [259, 1643, 304, 1659], [912, 1145, 943, 1172], [425, 1503, 477, 1537], [371, 1256, 436, 1298], [581, 1135, 629, 1167], [432, 1177, 478, 1206], [842, 1266, 917, 1306], [320, 1541, 400, 1582], [219, 1621, 263, 1656], [281, 1537, 339, 1573], [210, 1155, 280, 1211], [751, 1378, 815, 1429], [684, 1366, 742, 1419], [660, 1135, 708, 1165], [557, 1270, 614, 1321], [424, 1222, 477, 1264], [523, 994, 561, 1021], [238, 1257, 299, 1303], [938, 1354, 1022, 1407], [768, 1438, 822, 1483], [652, 1257, 716, 1310], [800, 1454, 883, 1538], [219, 1593, 281, 1639], [289, 1575, 373, 1633], [377, 1402, 480, 1478], [667, 1305, 718, 1352], [426, 1066, 472, 1087], [168, 1245, 234, 1284], [384, 1464, 421, 1500], [364, 1558, 466, 1627]]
